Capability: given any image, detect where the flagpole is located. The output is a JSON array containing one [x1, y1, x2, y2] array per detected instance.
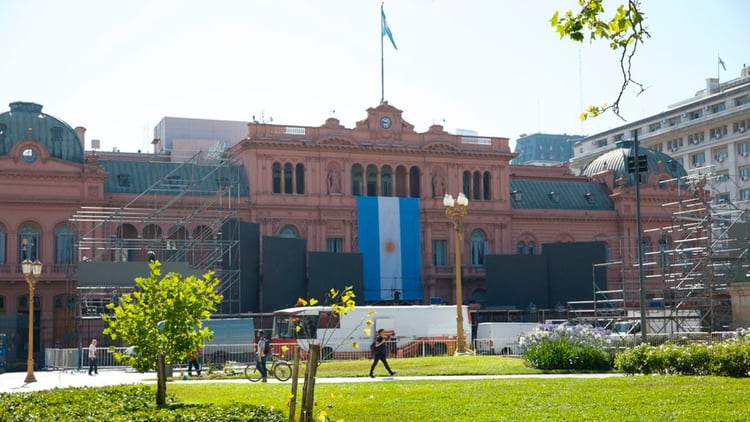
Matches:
[[380, 3, 385, 104]]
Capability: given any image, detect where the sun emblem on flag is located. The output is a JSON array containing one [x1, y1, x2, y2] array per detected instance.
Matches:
[[384, 240, 397, 254]]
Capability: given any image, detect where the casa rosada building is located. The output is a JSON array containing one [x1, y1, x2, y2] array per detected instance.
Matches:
[[1, 100, 725, 368]]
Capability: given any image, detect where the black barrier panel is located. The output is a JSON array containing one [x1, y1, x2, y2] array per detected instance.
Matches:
[[261, 236, 307, 312], [543, 241, 606, 307], [308, 252, 364, 302], [77, 262, 201, 287], [485, 254, 548, 309], [221, 220, 260, 313]]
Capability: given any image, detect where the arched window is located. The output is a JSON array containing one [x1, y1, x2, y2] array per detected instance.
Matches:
[[54, 224, 76, 265], [279, 225, 299, 238], [19, 223, 41, 262], [395, 166, 408, 197], [472, 171, 481, 200], [528, 241, 537, 255], [470, 229, 487, 265], [351, 164, 364, 196], [381, 165, 393, 197], [272, 162, 282, 193], [0, 225, 6, 265], [462, 171, 471, 198], [366, 164, 378, 196], [409, 166, 420, 198], [295, 163, 305, 194], [284, 163, 293, 194], [483, 171, 492, 200], [659, 237, 670, 270], [516, 241, 526, 255]]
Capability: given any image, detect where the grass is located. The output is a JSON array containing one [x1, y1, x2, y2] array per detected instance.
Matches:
[[167, 356, 750, 421]]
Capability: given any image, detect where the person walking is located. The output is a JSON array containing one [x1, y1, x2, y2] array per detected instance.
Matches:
[[187, 346, 202, 376], [369, 329, 396, 378], [255, 331, 269, 383], [88, 339, 98, 376]]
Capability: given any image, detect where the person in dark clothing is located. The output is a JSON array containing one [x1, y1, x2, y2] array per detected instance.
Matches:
[[369, 329, 396, 378], [188, 347, 202, 376]]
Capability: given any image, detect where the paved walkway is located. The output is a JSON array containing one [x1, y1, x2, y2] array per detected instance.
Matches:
[[0, 369, 623, 394]]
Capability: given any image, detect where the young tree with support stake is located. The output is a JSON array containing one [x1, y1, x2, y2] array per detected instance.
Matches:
[[102, 260, 222, 407]]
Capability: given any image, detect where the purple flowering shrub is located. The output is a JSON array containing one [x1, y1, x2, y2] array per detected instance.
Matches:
[[519, 323, 614, 371]]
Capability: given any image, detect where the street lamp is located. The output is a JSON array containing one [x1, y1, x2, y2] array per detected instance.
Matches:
[[21, 259, 43, 384], [443, 192, 469, 354]]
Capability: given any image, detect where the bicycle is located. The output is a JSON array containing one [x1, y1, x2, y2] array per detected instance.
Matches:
[[245, 354, 292, 382]]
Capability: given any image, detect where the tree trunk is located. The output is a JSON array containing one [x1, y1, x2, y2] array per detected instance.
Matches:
[[156, 352, 167, 407], [300, 344, 320, 422], [288, 346, 301, 422]]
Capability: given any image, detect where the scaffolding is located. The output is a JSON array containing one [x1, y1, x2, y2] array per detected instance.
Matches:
[[67, 149, 246, 325], [568, 165, 748, 334]]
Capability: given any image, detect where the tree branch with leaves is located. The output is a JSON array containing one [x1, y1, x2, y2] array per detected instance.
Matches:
[[551, 0, 650, 121]]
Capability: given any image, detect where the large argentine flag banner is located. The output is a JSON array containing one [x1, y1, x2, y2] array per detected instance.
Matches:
[[357, 197, 422, 302]]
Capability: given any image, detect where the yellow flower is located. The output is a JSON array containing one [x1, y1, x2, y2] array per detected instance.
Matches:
[[330, 392, 336, 399], [281, 345, 289, 353], [296, 297, 308, 306], [295, 325, 301, 333], [364, 328, 371, 336], [366, 319, 374, 326], [309, 298, 319, 306], [368, 310, 376, 316], [352, 342, 359, 349], [317, 410, 328, 421]]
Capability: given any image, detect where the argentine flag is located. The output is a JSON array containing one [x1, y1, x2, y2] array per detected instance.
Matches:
[[357, 197, 422, 301], [381, 7, 397, 50]]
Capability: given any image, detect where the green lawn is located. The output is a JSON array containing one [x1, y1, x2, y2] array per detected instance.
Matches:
[[169, 356, 750, 421]]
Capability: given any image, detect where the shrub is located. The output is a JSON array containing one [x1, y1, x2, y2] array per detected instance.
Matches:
[[520, 323, 614, 371], [614, 327, 750, 377]]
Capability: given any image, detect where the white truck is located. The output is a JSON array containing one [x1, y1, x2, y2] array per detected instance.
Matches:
[[271, 305, 472, 359], [474, 322, 539, 356]]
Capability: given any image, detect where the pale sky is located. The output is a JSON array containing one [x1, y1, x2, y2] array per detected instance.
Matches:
[[1, 0, 746, 153]]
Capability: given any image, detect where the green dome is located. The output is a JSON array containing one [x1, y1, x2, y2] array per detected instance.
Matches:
[[580, 140, 687, 187], [0, 102, 84, 163]]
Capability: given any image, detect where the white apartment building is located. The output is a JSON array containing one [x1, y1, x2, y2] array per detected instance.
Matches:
[[571, 65, 750, 205]]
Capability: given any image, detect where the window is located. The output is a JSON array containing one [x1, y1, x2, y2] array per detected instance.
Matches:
[[432, 240, 447, 266], [516, 241, 526, 255], [715, 193, 730, 205], [734, 119, 749, 134], [690, 152, 705, 167], [55, 224, 76, 265], [51, 126, 63, 142], [528, 241, 537, 255], [740, 143, 750, 157], [0, 226, 5, 265], [709, 126, 728, 139], [351, 164, 364, 196], [19, 224, 41, 262], [272, 163, 282, 193], [295, 163, 305, 194], [714, 149, 729, 162], [381, 166, 393, 197], [22, 148, 37, 163], [470, 229, 487, 265], [740, 189, 750, 201], [366, 165, 378, 196], [327, 238, 342, 253], [117, 174, 131, 188], [409, 166, 420, 198], [279, 225, 299, 238], [659, 237, 669, 270], [740, 166, 750, 181], [462, 171, 471, 198], [0, 295, 4, 313], [472, 171, 481, 200], [284, 163, 293, 194]]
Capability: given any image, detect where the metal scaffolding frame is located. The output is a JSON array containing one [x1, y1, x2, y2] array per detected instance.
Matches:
[[67, 149, 246, 323]]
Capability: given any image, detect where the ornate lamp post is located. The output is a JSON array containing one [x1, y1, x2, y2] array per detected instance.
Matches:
[[443, 192, 469, 354], [22, 259, 43, 384]]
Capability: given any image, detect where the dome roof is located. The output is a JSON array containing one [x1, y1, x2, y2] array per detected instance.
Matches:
[[0, 102, 84, 163], [580, 140, 686, 187]]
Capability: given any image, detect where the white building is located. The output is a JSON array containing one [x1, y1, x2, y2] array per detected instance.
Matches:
[[572, 65, 750, 205]]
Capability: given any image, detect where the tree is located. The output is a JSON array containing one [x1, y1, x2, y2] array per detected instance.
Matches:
[[551, 0, 650, 121], [102, 261, 222, 406]]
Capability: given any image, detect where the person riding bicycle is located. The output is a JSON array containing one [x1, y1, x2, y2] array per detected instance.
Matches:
[[255, 331, 269, 383]]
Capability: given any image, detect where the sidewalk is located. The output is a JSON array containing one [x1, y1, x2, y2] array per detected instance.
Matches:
[[0, 369, 155, 394]]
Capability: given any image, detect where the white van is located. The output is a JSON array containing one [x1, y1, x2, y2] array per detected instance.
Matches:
[[475, 322, 538, 355]]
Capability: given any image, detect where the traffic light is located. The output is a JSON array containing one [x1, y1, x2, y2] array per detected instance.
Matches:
[[638, 154, 648, 173], [627, 156, 637, 173]]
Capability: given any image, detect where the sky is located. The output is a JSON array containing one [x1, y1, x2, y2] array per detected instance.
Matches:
[[1, 0, 747, 153]]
